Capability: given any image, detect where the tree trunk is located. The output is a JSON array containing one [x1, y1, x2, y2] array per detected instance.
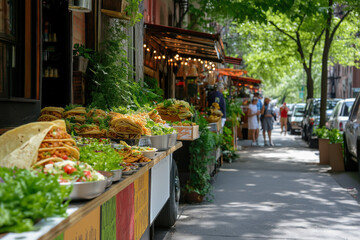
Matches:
[[320, 0, 332, 127], [305, 67, 313, 99]]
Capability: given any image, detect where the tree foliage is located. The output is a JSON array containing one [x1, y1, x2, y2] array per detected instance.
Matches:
[[189, 0, 360, 124]]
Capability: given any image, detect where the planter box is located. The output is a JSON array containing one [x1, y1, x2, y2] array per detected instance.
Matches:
[[318, 138, 330, 165], [328, 143, 345, 172], [173, 125, 199, 141]]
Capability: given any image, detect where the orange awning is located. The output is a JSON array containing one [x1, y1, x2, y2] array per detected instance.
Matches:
[[224, 56, 242, 65], [217, 68, 248, 77], [232, 76, 262, 84]]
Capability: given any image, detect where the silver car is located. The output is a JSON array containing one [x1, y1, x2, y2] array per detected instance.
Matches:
[[343, 96, 360, 172], [289, 103, 305, 135], [328, 98, 354, 132]]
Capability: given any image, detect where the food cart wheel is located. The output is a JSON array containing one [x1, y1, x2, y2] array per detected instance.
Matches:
[[155, 158, 180, 227]]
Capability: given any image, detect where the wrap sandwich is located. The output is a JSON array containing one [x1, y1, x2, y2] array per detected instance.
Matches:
[[77, 124, 107, 138], [64, 107, 87, 123], [0, 120, 80, 169]]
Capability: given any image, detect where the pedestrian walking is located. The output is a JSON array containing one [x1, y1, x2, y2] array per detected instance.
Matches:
[[261, 97, 275, 146], [248, 97, 260, 146], [254, 93, 263, 144], [280, 102, 289, 135]]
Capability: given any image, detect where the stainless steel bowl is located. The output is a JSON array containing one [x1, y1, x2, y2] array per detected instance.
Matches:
[[149, 135, 169, 151], [110, 169, 123, 181], [123, 169, 135, 175], [62, 179, 109, 200], [168, 133, 178, 148]]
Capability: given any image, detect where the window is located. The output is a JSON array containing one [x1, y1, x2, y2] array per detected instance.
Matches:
[[0, 0, 16, 98], [0, 0, 37, 100]]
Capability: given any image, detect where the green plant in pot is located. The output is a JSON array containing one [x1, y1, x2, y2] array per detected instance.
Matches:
[[73, 43, 93, 73], [314, 126, 331, 164], [185, 113, 220, 202], [327, 128, 345, 172], [314, 126, 330, 139]]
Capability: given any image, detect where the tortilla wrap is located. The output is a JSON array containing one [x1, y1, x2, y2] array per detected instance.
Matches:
[[37, 146, 80, 163], [0, 122, 56, 169], [40, 138, 77, 149], [0, 120, 69, 169], [40, 107, 64, 119], [38, 114, 60, 121], [32, 157, 65, 168]]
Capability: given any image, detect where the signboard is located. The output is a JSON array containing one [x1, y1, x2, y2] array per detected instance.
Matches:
[[64, 207, 100, 240], [134, 171, 149, 240], [101, 197, 117, 240], [116, 183, 135, 240], [150, 156, 170, 224]]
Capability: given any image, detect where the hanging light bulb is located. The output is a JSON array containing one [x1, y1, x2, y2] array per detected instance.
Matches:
[[212, 67, 215, 71], [147, 48, 150, 52], [170, 59, 173, 62], [205, 64, 208, 67], [198, 59, 201, 62], [154, 56, 157, 59], [162, 55, 166, 59], [153, 50, 157, 53], [209, 71, 212, 73], [185, 62, 188, 65], [180, 57, 183, 60], [201, 61, 204, 64], [143, 44, 146, 48]]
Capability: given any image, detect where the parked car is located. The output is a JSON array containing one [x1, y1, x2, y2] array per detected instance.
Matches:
[[343, 96, 360, 172], [328, 98, 355, 132], [289, 103, 306, 135], [286, 104, 295, 132], [301, 98, 340, 148]]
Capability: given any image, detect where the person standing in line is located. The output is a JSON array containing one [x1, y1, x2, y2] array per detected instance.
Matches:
[[254, 93, 263, 145], [280, 102, 289, 135], [261, 97, 275, 146], [248, 97, 260, 146], [208, 83, 226, 127]]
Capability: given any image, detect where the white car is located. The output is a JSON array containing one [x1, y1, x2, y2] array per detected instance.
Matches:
[[328, 98, 354, 132], [289, 103, 306, 135], [343, 96, 360, 172]]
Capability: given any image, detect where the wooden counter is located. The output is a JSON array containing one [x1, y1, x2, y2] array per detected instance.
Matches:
[[1, 142, 182, 240]]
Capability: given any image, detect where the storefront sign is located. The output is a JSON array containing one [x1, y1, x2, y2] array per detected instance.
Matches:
[[116, 183, 135, 240], [150, 156, 170, 224], [101, 197, 117, 240], [134, 171, 149, 240], [64, 207, 100, 240]]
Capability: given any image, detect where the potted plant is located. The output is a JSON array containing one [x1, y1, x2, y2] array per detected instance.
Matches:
[[73, 43, 93, 73], [185, 113, 219, 203], [328, 128, 345, 172], [314, 126, 330, 165]]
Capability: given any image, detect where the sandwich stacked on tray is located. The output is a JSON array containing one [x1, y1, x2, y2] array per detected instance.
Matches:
[[38, 107, 65, 121], [156, 99, 193, 122]]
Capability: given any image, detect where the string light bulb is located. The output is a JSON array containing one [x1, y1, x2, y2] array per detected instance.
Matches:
[[153, 50, 157, 53], [162, 55, 166, 59], [143, 44, 146, 48]]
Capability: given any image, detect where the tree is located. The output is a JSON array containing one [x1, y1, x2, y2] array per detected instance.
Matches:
[[188, 0, 360, 126]]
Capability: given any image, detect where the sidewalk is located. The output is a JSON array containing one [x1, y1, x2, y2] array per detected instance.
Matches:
[[158, 126, 360, 240]]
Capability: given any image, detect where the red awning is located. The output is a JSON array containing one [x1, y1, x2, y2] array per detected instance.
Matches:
[[224, 56, 243, 65], [232, 76, 262, 84], [217, 68, 248, 77], [144, 23, 225, 62]]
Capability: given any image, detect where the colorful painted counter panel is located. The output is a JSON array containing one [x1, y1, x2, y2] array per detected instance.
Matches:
[[0, 142, 182, 240]]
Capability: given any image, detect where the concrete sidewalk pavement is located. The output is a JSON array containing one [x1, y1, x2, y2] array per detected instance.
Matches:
[[158, 126, 360, 240]]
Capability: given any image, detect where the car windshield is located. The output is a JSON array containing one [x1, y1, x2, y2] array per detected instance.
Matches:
[[341, 101, 354, 117], [312, 100, 339, 115], [294, 107, 304, 117]]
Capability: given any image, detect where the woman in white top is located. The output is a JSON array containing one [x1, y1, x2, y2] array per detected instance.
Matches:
[[248, 97, 260, 146]]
